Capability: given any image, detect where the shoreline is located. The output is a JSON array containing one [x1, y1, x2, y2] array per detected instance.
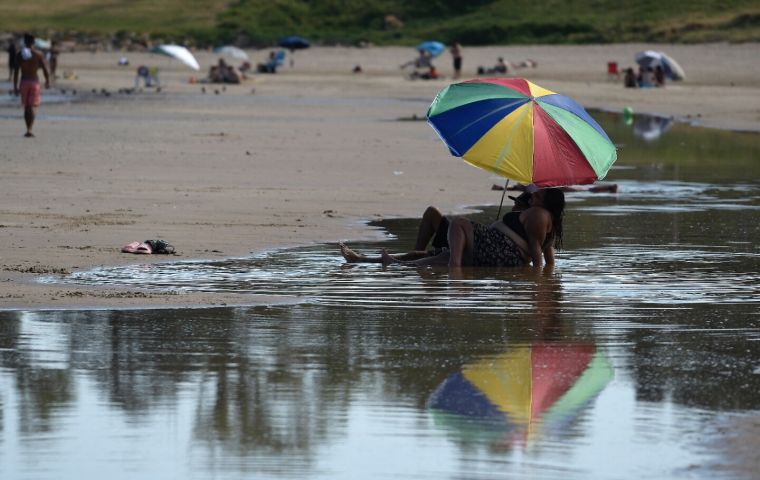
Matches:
[[1, 43, 758, 311]]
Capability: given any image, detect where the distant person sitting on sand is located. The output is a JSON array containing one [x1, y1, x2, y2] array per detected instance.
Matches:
[[637, 66, 654, 88], [13, 33, 50, 138], [400, 49, 433, 70], [477, 57, 509, 75], [623, 67, 637, 88], [400, 49, 434, 79], [409, 64, 439, 80], [208, 58, 242, 84], [654, 65, 665, 87], [257, 51, 283, 74], [340, 193, 535, 264], [135, 65, 152, 87], [514, 58, 537, 69]]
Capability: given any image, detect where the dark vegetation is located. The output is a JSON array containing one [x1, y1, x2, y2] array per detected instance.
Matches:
[[1, 0, 758, 47]]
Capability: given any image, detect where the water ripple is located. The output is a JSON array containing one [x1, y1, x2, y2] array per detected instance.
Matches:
[[47, 241, 760, 310]]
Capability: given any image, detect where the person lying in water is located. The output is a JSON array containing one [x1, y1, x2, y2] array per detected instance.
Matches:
[[378, 188, 564, 269], [339, 191, 539, 264], [340, 204, 451, 264]]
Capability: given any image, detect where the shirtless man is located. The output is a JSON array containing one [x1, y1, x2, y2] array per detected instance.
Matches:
[[13, 33, 50, 138]]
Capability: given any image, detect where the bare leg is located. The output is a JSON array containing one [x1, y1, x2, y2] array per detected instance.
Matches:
[[447, 217, 475, 267], [414, 206, 444, 251], [588, 184, 618, 193], [340, 243, 430, 264], [381, 249, 450, 267], [24, 106, 35, 137]]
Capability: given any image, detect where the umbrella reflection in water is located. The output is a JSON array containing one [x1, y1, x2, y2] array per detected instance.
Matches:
[[427, 271, 614, 448], [428, 340, 613, 447]]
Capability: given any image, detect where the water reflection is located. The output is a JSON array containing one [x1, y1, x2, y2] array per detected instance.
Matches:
[[3, 112, 760, 478], [3, 278, 759, 478], [633, 114, 673, 142], [428, 271, 614, 450]]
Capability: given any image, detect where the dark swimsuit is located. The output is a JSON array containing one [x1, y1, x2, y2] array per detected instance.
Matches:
[[502, 212, 528, 240]]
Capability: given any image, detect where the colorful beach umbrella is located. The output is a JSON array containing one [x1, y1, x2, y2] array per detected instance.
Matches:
[[428, 342, 613, 444], [426, 78, 618, 187]]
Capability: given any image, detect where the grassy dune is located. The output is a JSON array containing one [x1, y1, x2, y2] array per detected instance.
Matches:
[[0, 0, 758, 45]]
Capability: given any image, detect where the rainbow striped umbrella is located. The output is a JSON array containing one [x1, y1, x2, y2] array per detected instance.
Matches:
[[428, 342, 614, 445], [427, 78, 617, 187]]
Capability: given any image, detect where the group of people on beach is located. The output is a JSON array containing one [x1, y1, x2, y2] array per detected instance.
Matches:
[[340, 187, 566, 269], [624, 65, 666, 88], [399, 42, 537, 81]]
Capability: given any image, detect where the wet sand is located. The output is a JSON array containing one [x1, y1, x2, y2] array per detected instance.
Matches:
[[1, 42, 759, 309]]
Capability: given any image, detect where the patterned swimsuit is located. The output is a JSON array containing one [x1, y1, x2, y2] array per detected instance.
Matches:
[[470, 221, 525, 267]]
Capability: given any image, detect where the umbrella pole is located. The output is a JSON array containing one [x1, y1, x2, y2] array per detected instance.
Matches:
[[496, 179, 509, 221]]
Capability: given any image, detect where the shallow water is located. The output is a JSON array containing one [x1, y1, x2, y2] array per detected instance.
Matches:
[[3, 113, 760, 479]]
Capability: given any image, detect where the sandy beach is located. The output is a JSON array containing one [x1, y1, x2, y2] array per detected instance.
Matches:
[[1, 42, 759, 310]]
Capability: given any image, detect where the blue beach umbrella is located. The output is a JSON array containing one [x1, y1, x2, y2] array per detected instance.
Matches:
[[417, 40, 445, 58], [278, 36, 311, 50]]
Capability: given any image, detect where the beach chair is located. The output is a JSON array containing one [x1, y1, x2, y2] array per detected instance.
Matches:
[[607, 62, 620, 81], [257, 50, 287, 74]]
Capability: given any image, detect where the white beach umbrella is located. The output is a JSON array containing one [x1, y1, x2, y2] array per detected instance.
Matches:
[[149, 44, 200, 71], [213, 45, 249, 61], [34, 38, 51, 50], [634, 50, 685, 81], [633, 115, 673, 142]]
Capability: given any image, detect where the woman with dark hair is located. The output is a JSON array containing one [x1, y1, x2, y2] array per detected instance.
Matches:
[[383, 187, 565, 268]]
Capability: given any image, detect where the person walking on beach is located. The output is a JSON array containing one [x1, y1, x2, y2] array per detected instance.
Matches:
[[450, 41, 462, 79], [6, 39, 18, 82], [47, 41, 60, 81], [13, 33, 50, 138]]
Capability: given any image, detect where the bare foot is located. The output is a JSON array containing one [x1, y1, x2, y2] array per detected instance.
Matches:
[[339, 242, 364, 263], [24, 132, 34, 138], [381, 249, 397, 268]]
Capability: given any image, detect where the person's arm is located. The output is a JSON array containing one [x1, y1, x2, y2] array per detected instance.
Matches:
[[543, 246, 555, 265], [523, 210, 550, 268]]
